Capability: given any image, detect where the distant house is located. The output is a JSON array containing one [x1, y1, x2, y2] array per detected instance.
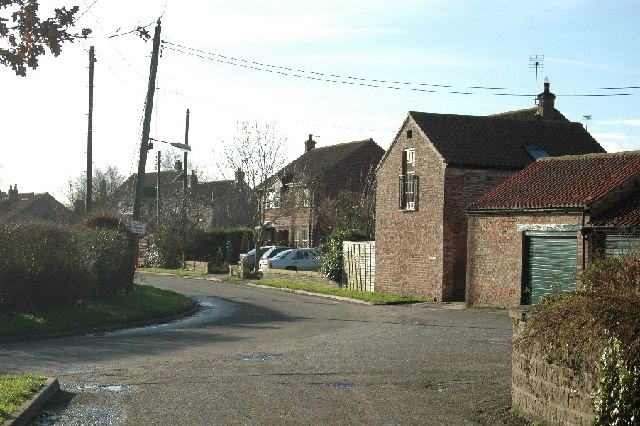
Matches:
[[375, 82, 606, 302], [466, 152, 640, 308], [0, 185, 70, 223], [118, 161, 255, 229], [260, 135, 385, 247], [194, 169, 256, 229]]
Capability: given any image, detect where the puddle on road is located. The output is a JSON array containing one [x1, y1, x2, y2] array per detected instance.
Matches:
[[220, 353, 285, 362], [33, 404, 124, 426], [62, 382, 135, 394]]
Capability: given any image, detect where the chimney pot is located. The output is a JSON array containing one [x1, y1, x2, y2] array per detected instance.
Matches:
[[537, 79, 556, 120], [305, 134, 316, 152]]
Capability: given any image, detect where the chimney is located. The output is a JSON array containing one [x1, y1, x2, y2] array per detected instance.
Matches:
[[536, 78, 556, 120], [305, 134, 316, 152], [8, 184, 18, 202], [188, 170, 198, 188], [235, 168, 245, 183], [174, 160, 182, 171]]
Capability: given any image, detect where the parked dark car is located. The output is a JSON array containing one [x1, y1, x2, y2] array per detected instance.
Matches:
[[239, 246, 290, 270]]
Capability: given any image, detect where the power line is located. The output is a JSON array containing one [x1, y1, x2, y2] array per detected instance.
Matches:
[[162, 40, 638, 98]]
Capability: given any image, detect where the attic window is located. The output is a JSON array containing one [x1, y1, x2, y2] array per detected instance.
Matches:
[[525, 146, 549, 160], [407, 130, 413, 138]]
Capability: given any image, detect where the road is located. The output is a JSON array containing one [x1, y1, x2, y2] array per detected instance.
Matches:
[[1, 274, 514, 425]]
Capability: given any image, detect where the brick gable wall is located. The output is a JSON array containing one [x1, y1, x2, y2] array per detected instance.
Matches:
[[375, 122, 446, 300]]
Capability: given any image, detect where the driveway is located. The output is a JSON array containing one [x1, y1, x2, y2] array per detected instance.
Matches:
[[1, 274, 514, 425]]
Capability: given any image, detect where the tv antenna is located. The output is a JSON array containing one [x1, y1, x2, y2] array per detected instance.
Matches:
[[582, 115, 592, 131], [529, 55, 544, 82]]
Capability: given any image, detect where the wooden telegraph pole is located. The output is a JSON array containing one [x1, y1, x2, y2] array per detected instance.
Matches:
[[129, 20, 161, 278], [183, 108, 190, 192], [86, 46, 95, 214], [132, 20, 162, 222]]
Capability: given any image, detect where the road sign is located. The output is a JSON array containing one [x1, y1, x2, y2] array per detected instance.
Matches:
[[130, 220, 146, 235]]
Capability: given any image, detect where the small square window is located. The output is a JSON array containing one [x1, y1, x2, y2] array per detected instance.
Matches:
[[407, 130, 413, 138]]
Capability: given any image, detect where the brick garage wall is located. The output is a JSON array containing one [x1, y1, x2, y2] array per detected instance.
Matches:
[[511, 316, 597, 425], [466, 213, 583, 308], [443, 167, 515, 301], [375, 119, 446, 300]]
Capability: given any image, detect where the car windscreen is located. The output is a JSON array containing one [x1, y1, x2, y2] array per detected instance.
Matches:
[[273, 249, 292, 259]]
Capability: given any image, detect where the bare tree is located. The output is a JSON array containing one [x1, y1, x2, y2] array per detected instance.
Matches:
[[66, 166, 125, 221], [220, 121, 287, 272]]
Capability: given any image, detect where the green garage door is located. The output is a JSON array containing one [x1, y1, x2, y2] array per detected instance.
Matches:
[[605, 234, 640, 258], [523, 233, 578, 304]]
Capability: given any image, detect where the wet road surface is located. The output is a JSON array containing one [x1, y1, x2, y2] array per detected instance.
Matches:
[[1, 274, 514, 425]]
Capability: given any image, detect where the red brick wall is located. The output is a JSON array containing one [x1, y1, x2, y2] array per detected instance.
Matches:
[[443, 168, 515, 301], [466, 213, 584, 308], [375, 119, 446, 300]]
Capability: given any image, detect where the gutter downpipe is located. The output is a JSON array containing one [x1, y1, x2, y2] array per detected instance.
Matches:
[[581, 206, 590, 270]]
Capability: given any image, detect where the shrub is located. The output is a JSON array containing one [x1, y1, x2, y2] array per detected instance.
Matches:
[[81, 228, 134, 296], [320, 228, 371, 283], [82, 211, 128, 233], [514, 253, 640, 424], [0, 221, 134, 313], [0, 222, 89, 312]]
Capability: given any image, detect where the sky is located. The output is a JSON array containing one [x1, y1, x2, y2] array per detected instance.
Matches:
[[1, 0, 639, 203]]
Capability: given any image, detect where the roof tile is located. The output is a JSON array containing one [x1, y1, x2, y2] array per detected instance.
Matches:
[[468, 152, 640, 211]]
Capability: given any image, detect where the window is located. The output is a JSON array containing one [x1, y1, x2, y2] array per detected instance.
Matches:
[[525, 145, 549, 160], [399, 149, 418, 211], [293, 228, 309, 248], [267, 189, 281, 209]]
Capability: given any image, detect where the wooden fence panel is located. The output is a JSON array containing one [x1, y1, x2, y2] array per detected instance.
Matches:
[[343, 241, 375, 292]]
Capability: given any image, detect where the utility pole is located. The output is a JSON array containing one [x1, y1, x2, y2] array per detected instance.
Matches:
[[183, 108, 190, 193], [86, 46, 95, 214], [132, 20, 161, 222], [156, 150, 161, 225], [129, 19, 161, 278]]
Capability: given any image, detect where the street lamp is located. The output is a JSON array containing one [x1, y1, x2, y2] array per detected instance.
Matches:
[[148, 137, 191, 152]]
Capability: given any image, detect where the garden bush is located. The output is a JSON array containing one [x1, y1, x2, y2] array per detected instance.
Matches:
[[320, 228, 371, 283], [0, 222, 89, 312], [0, 221, 134, 313], [514, 253, 640, 424]]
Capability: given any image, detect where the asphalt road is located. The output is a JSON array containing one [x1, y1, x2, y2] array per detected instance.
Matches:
[[1, 274, 514, 425]]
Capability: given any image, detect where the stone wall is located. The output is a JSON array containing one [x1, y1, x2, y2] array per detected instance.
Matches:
[[511, 311, 598, 426]]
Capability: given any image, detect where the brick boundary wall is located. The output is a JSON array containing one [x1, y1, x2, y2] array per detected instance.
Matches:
[[510, 310, 598, 426]]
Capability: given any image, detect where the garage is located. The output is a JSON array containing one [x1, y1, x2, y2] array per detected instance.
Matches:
[[522, 232, 578, 304]]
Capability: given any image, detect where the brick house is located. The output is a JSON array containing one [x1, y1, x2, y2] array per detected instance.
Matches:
[[261, 135, 384, 247], [0, 185, 70, 223], [119, 163, 254, 229], [466, 152, 640, 308], [375, 83, 605, 302]]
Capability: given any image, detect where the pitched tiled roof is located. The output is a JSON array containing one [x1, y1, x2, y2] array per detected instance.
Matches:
[[273, 139, 382, 184], [0, 192, 69, 222], [591, 193, 640, 227], [490, 107, 569, 122], [468, 152, 640, 211], [409, 111, 604, 169]]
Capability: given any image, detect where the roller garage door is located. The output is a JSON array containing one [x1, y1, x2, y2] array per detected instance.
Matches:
[[522, 233, 578, 304]]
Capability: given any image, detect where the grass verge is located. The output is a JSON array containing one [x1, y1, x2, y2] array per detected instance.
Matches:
[[0, 374, 46, 422], [251, 278, 428, 304], [0, 284, 196, 338], [138, 267, 208, 278]]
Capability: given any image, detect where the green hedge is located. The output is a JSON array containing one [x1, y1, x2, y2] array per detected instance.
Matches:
[[0, 221, 133, 313], [186, 228, 254, 272], [320, 228, 371, 283]]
